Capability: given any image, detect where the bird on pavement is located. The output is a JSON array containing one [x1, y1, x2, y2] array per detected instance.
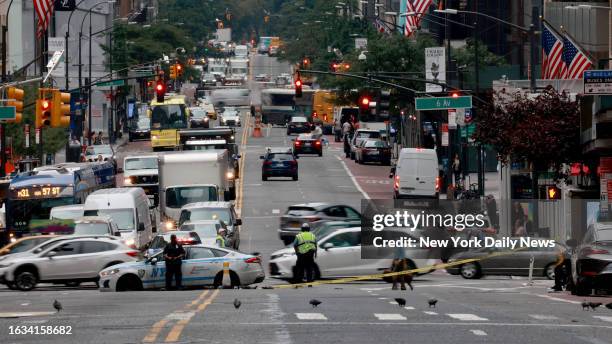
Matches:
[[589, 302, 602, 311], [605, 303, 612, 310], [582, 301, 590, 311], [309, 299, 322, 308], [428, 299, 438, 308], [394, 298, 406, 307], [53, 300, 62, 313], [233, 298, 242, 309]]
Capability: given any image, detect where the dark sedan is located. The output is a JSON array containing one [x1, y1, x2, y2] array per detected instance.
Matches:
[[355, 139, 392, 165], [287, 116, 311, 135], [261, 149, 298, 181], [129, 117, 151, 141], [293, 134, 322, 157], [570, 222, 612, 295]]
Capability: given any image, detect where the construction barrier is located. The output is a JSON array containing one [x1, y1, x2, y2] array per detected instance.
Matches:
[[252, 115, 263, 138]]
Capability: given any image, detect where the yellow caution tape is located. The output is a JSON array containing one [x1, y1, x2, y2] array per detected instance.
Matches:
[[274, 247, 528, 289]]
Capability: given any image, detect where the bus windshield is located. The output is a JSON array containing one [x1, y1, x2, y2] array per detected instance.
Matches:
[[9, 197, 74, 231], [151, 104, 188, 130], [262, 93, 295, 107]]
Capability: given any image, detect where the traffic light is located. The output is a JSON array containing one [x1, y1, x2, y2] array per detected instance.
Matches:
[[450, 91, 460, 98], [377, 89, 391, 117], [359, 94, 371, 112], [36, 93, 52, 128], [51, 90, 71, 128], [155, 81, 166, 103], [295, 78, 303, 98], [6, 87, 24, 123], [169, 65, 177, 79], [343, 63, 350, 70], [546, 186, 561, 200], [301, 58, 310, 69], [176, 64, 183, 77]]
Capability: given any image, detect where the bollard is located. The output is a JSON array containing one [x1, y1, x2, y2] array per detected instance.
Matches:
[[222, 261, 232, 288], [527, 255, 534, 286]]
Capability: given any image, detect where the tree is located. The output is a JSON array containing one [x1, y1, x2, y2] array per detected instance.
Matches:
[[473, 87, 581, 175]]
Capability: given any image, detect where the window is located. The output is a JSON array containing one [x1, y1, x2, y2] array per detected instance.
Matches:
[[84, 209, 135, 231], [270, 153, 294, 161], [181, 208, 231, 224], [324, 206, 347, 218], [188, 247, 216, 259], [124, 158, 157, 171], [81, 241, 115, 254], [151, 104, 187, 130], [74, 223, 111, 235], [343, 207, 361, 219], [211, 248, 228, 257], [9, 238, 51, 254], [286, 207, 317, 216], [166, 187, 219, 208], [325, 232, 360, 248], [52, 242, 81, 256]]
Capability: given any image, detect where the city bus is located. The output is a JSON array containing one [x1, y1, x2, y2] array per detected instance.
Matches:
[[149, 94, 190, 151], [5, 162, 115, 238]]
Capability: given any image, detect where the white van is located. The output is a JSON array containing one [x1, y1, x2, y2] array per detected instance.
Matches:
[[83, 188, 155, 249], [49, 204, 84, 220], [391, 148, 440, 199]]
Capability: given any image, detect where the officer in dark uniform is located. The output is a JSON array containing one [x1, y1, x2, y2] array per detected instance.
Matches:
[[163, 234, 186, 290]]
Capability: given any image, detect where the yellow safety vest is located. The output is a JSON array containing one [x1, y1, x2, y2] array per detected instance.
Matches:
[[295, 232, 316, 254], [216, 235, 226, 248]]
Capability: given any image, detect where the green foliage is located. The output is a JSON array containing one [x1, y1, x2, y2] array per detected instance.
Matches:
[[452, 38, 507, 68]]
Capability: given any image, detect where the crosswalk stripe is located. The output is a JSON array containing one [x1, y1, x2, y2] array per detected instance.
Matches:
[[470, 329, 487, 336], [404, 306, 415, 310], [374, 313, 407, 321], [295, 313, 327, 320], [447, 314, 489, 321], [529, 315, 559, 321], [377, 297, 389, 300], [593, 316, 612, 323], [423, 311, 438, 315]]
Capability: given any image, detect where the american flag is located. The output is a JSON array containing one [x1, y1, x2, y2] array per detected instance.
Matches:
[[412, 0, 433, 26], [562, 34, 593, 79], [541, 22, 564, 79], [404, 0, 417, 37], [374, 18, 390, 34], [34, 0, 55, 38]]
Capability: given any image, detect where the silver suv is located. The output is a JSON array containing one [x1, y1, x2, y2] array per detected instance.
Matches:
[[0, 236, 139, 291], [178, 202, 242, 249]]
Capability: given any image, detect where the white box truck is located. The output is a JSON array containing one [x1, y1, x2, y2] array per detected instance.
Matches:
[[158, 151, 235, 228]]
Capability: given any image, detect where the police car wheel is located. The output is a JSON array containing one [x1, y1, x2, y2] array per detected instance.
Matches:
[[116, 274, 143, 292]]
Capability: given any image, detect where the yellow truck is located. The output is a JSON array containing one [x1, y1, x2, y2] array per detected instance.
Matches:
[[312, 90, 336, 134], [149, 95, 190, 151]]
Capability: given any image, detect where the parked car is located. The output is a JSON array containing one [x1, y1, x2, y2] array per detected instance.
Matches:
[[129, 117, 151, 141], [179, 220, 228, 246], [446, 241, 565, 280], [0, 236, 138, 291], [287, 116, 311, 135], [293, 134, 323, 157], [261, 148, 298, 181], [99, 245, 264, 291], [73, 216, 121, 237], [279, 203, 361, 245], [350, 129, 381, 159], [355, 139, 392, 165], [569, 222, 612, 295], [178, 202, 241, 249], [189, 107, 210, 128]]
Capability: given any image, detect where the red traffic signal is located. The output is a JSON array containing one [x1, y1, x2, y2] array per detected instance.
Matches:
[[41, 100, 50, 110], [359, 96, 371, 110], [155, 81, 166, 103], [547, 186, 561, 200], [450, 91, 460, 98], [295, 78, 303, 97]]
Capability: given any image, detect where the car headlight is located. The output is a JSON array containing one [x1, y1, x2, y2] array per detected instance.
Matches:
[[152, 135, 158, 140], [204, 117, 209, 122], [124, 238, 135, 247], [100, 268, 121, 276], [124, 177, 133, 185], [165, 221, 175, 230], [226, 171, 235, 180]]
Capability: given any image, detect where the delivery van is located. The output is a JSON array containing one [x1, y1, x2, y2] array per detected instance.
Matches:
[[390, 148, 440, 199]]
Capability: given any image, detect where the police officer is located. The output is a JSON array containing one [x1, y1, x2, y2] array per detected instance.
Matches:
[[216, 228, 227, 248], [163, 234, 185, 290], [293, 223, 317, 284]]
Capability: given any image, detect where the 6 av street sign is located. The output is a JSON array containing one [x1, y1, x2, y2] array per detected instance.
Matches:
[[415, 96, 472, 111]]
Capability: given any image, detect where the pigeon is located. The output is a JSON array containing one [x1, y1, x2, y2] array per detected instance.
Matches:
[[233, 298, 241, 309], [309, 299, 322, 308], [428, 299, 438, 308], [394, 298, 406, 307], [53, 300, 62, 312], [582, 301, 590, 311], [589, 302, 602, 311], [606, 303, 612, 310]]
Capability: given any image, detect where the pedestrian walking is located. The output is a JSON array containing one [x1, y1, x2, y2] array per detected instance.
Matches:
[[343, 132, 352, 158], [216, 228, 227, 248], [342, 120, 351, 136], [452, 153, 462, 186], [293, 223, 317, 284], [163, 234, 185, 290], [334, 119, 342, 142]]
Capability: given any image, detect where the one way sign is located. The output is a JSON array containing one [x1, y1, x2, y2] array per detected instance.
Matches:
[[55, 0, 76, 11]]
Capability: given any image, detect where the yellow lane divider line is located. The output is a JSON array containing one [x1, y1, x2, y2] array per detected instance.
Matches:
[[236, 113, 250, 214], [274, 247, 528, 289], [142, 319, 170, 343], [165, 289, 220, 342]]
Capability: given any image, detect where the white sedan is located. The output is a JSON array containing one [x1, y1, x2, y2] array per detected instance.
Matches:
[[99, 245, 264, 291]]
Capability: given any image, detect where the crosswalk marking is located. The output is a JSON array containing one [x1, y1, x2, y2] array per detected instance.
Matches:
[[529, 315, 559, 321], [295, 313, 327, 320], [593, 316, 612, 323], [423, 311, 438, 315], [470, 330, 487, 336], [374, 313, 407, 321], [377, 297, 389, 300], [404, 306, 415, 310], [447, 314, 489, 321]]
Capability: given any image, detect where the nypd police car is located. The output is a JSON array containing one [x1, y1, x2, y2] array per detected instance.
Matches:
[[99, 245, 264, 291]]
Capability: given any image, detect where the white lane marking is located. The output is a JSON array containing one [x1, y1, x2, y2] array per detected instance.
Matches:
[[529, 315, 559, 321], [377, 297, 389, 300], [447, 314, 489, 321], [423, 311, 438, 315], [593, 316, 612, 323], [371, 294, 379, 296], [361, 287, 386, 291], [336, 156, 370, 199], [272, 209, 280, 214], [21, 319, 49, 324], [404, 306, 415, 310], [374, 313, 407, 321], [20, 303, 30, 306], [295, 313, 328, 320], [527, 293, 581, 305], [470, 329, 487, 336], [166, 311, 195, 321], [0, 312, 56, 318]]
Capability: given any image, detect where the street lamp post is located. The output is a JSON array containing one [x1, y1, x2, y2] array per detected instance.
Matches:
[[65, 0, 89, 89], [1, 0, 15, 82]]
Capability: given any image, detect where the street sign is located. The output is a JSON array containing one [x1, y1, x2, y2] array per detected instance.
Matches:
[[354, 38, 368, 50], [46, 50, 63, 68], [448, 110, 457, 129], [0, 106, 16, 121], [415, 96, 472, 111], [441, 123, 449, 146], [584, 70, 612, 95], [460, 123, 476, 142], [464, 108, 472, 123], [425, 47, 446, 93], [95, 80, 125, 88]]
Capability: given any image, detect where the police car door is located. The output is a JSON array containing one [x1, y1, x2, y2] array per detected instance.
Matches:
[[142, 252, 167, 289], [183, 247, 218, 287]]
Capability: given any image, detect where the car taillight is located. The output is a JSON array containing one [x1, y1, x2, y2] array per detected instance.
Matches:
[[295, 141, 301, 146], [435, 176, 441, 192], [245, 257, 261, 264], [125, 251, 139, 257], [289, 160, 297, 166], [315, 141, 321, 145], [394, 175, 400, 190], [581, 247, 610, 255], [263, 160, 272, 166]]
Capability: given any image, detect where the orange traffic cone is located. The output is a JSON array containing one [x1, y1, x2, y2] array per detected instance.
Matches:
[[252, 116, 263, 138]]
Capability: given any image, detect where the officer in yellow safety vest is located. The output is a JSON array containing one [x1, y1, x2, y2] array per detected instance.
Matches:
[[293, 223, 317, 284], [216, 228, 227, 248]]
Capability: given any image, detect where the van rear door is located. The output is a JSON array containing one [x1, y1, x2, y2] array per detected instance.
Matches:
[[398, 153, 437, 197]]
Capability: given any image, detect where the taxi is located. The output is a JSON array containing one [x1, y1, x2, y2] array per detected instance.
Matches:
[[99, 245, 264, 291]]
